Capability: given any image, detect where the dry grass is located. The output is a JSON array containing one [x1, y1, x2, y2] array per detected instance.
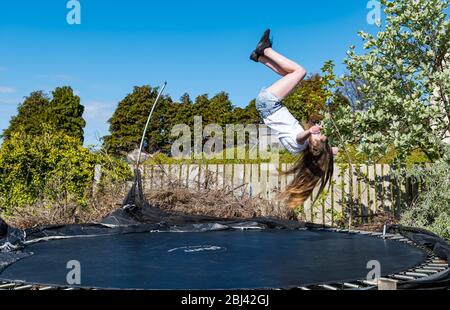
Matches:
[[145, 186, 294, 220], [2, 164, 395, 231], [3, 182, 129, 229], [2, 165, 296, 228], [353, 212, 397, 232], [143, 164, 295, 220]]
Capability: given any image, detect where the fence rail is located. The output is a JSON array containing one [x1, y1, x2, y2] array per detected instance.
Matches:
[[140, 163, 420, 226]]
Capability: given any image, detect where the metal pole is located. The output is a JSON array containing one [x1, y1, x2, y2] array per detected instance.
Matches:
[[136, 82, 167, 167]]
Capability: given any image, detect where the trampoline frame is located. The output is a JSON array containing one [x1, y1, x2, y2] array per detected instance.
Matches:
[[0, 227, 448, 291]]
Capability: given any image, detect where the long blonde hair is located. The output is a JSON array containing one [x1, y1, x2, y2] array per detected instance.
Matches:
[[280, 141, 334, 209]]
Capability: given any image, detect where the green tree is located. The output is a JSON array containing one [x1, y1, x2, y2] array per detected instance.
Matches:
[[2, 91, 50, 139], [48, 86, 86, 143], [2, 87, 85, 143], [103, 85, 173, 155], [283, 74, 328, 127], [338, 0, 450, 162], [208, 92, 235, 126], [190, 92, 235, 125], [233, 99, 260, 125], [191, 94, 211, 123], [169, 93, 194, 127]]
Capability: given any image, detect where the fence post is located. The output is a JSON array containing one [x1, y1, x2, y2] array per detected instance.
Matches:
[[93, 164, 102, 194]]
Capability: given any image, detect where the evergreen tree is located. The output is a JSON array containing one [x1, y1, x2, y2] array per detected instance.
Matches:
[[190, 92, 235, 125], [233, 99, 260, 125], [2, 87, 85, 143], [192, 94, 212, 123], [208, 92, 235, 126], [103, 85, 173, 155], [171, 93, 194, 127], [48, 86, 85, 143], [2, 91, 50, 139], [283, 74, 327, 127]]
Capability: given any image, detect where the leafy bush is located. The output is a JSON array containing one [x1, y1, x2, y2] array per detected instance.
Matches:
[[400, 161, 450, 240], [143, 146, 289, 165], [137, 144, 429, 165], [334, 144, 430, 165], [0, 130, 131, 220]]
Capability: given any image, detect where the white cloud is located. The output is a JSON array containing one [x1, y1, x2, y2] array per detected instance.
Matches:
[[0, 86, 16, 94], [83, 101, 116, 146], [83, 101, 115, 121]]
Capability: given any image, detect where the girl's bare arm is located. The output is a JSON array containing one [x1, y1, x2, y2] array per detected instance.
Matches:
[[296, 125, 322, 144]]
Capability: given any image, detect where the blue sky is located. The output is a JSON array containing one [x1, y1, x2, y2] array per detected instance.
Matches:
[[0, 0, 379, 146]]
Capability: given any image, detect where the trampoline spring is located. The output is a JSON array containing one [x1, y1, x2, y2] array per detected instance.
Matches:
[[38, 286, 56, 291], [319, 284, 338, 290], [343, 283, 361, 289], [362, 280, 378, 286], [428, 263, 448, 268], [0, 283, 18, 289], [414, 269, 439, 274], [389, 236, 405, 240], [405, 272, 428, 278], [13, 285, 34, 290], [422, 266, 447, 271], [431, 259, 448, 264], [370, 233, 383, 237], [392, 274, 416, 281]]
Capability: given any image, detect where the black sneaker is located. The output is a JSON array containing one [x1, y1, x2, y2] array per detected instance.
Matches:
[[249, 29, 272, 62]]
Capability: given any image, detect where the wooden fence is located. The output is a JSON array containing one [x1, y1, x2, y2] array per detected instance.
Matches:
[[140, 163, 420, 226]]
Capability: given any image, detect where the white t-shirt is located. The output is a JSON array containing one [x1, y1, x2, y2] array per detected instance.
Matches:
[[263, 107, 309, 155]]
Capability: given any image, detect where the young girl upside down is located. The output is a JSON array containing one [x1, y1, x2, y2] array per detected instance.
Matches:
[[250, 29, 337, 209]]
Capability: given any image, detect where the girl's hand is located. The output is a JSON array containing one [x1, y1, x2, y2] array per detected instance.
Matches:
[[332, 147, 339, 156], [309, 125, 322, 135]]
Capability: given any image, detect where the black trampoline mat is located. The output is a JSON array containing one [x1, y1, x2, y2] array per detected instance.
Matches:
[[0, 230, 427, 289]]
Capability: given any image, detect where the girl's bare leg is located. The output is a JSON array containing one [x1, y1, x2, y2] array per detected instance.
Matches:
[[261, 48, 307, 100], [259, 55, 288, 76]]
